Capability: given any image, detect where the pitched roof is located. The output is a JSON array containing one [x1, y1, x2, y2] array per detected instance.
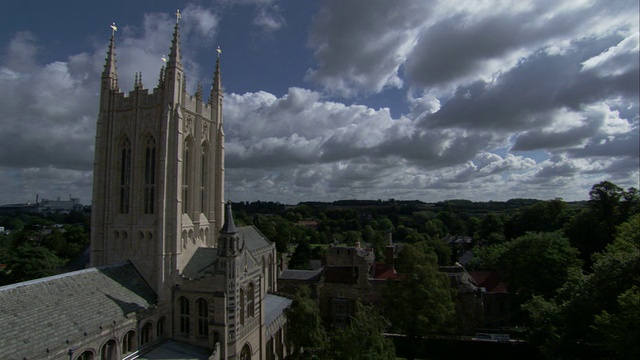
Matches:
[[279, 268, 323, 281], [182, 247, 219, 279], [0, 262, 156, 360], [469, 271, 508, 294], [237, 226, 272, 252], [264, 294, 292, 328]]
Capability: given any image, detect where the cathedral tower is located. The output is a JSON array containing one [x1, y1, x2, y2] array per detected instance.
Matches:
[[90, 15, 225, 302]]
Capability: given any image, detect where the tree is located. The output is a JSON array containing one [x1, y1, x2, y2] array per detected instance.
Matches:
[[471, 232, 581, 307], [566, 181, 639, 267], [524, 215, 640, 359], [382, 244, 455, 360], [324, 302, 395, 360], [288, 240, 311, 270], [285, 287, 327, 359], [3, 244, 61, 285]]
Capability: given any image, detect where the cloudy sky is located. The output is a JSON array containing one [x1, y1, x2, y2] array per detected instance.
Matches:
[[1, 0, 638, 205]]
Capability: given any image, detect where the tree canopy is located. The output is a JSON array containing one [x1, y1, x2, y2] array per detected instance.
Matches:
[[382, 244, 455, 360]]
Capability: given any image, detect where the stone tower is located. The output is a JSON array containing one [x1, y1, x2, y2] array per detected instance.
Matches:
[[90, 17, 225, 303]]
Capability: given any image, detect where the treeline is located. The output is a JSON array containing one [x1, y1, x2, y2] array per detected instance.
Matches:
[[0, 210, 90, 285], [236, 181, 639, 359]]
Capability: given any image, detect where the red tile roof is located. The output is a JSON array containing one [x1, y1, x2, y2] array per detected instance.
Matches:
[[469, 271, 508, 294]]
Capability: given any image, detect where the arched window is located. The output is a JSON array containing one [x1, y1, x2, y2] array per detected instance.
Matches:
[[122, 330, 136, 355], [119, 137, 132, 214], [268, 254, 274, 292], [182, 138, 192, 214], [157, 316, 166, 338], [143, 136, 156, 214], [200, 143, 208, 213], [197, 298, 209, 336], [247, 283, 255, 318], [77, 350, 94, 360], [179, 297, 190, 334], [239, 288, 245, 325], [140, 322, 153, 346], [240, 344, 251, 360], [100, 339, 117, 360]]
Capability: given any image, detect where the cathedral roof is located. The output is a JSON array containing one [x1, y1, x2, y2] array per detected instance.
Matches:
[[182, 247, 219, 279], [237, 226, 273, 252], [0, 262, 156, 360]]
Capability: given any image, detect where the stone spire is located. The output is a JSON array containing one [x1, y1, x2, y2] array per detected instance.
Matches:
[[166, 10, 183, 69], [220, 200, 236, 234], [102, 23, 119, 90], [209, 49, 223, 106]]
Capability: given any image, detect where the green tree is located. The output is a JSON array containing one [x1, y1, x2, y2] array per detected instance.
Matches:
[[524, 215, 640, 359], [472, 232, 582, 313], [285, 287, 327, 359], [3, 244, 61, 284], [288, 240, 311, 270], [382, 244, 455, 360], [324, 302, 395, 360]]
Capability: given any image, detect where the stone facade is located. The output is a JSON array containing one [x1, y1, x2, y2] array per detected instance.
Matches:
[[0, 16, 290, 360]]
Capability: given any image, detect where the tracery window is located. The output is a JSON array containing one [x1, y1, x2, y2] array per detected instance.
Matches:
[[143, 136, 156, 214], [157, 316, 166, 337], [182, 138, 192, 214], [239, 288, 245, 325], [240, 344, 251, 360], [119, 137, 132, 214], [77, 350, 94, 360], [247, 283, 255, 318], [141, 322, 153, 346], [100, 339, 116, 360], [200, 144, 208, 213], [122, 330, 136, 354], [179, 296, 190, 334], [197, 298, 209, 336]]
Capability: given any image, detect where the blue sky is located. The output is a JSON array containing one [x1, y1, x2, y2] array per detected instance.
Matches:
[[0, 0, 638, 205]]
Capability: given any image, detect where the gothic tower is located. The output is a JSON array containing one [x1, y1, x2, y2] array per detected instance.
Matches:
[[90, 17, 225, 303]]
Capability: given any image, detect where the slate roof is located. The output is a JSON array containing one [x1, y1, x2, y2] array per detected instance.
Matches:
[[137, 340, 211, 359], [237, 226, 272, 252], [264, 294, 292, 328], [0, 262, 156, 360], [279, 268, 323, 281], [182, 247, 219, 279]]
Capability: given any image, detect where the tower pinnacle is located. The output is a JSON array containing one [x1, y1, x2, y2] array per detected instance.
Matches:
[[209, 49, 223, 105], [102, 23, 118, 90], [167, 10, 182, 68]]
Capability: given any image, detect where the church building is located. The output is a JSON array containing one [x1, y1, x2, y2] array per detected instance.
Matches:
[[0, 13, 290, 360]]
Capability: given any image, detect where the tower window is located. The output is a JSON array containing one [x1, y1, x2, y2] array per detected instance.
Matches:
[[239, 288, 245, 325], [182, 139, 191, 214], [197, 298, 209, 336], [144, 136, 156, 214], [179, 296, 190, 335], [119, 137, 132, 214], [200, 144, 208, 213], [248, 283, 255, 318]]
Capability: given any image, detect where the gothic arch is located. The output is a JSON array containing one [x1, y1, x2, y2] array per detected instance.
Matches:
[[117, 135, 132, 214], [247, 282, 255, 318], [200, 140, 210, 214], [196, 297, 209, 337], [76, 349, 95, 360], [140, 321, 153, 346], [240, 343, 252, 360], [141, 133, 156, 215], [182, 135, 194, 214], [99, 339, 117, 360], [121, 329, 136, 355], [178, 296, 190, 335]]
